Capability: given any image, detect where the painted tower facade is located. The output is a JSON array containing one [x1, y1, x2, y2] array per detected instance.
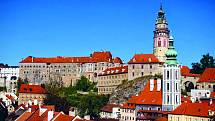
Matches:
[[153, 5, 170, 62], [162, 36, 181, 111]]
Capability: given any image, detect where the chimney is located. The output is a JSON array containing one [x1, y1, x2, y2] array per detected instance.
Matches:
[[34, 100, 38, 105], [84, 115, 90, 120], [32, 56, 34, 63], [209, 99, 213, 105], [150, 79, 154, 91], [69, 107, 76, 117], [157, 78, 161, 91], [48, 110, 54, 121], [28, 107, 31, 112]]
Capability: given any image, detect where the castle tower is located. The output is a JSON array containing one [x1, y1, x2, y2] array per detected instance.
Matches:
[[153, 4, 170, 62], [162, 36, 181, 111]]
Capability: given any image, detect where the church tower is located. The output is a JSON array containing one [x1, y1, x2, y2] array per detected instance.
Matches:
[[162, 36, 181, 111], [153, 4, 170, 62]]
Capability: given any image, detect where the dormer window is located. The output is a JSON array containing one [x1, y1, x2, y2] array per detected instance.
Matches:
[[148, 58, 152, 62]]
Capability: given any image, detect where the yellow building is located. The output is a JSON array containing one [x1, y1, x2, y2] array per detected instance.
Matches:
[[18, 84, 48, 105], [97, 66, 128, 95]]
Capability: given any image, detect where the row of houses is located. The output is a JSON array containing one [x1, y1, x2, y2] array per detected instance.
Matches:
[[100, 67, 215, 121]]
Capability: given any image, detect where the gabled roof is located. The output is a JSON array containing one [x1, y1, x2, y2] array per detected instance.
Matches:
[[53, 113, 74, 121], [20, 51, 123, 64], [19, 84, 48, 94], [198, 68, 215, 83], [100, 104, 120, 113], [128, 79, 162, 105], [98, 66, 128, 76], [181, 66, 200, 77], [113, 57, 123, 64], [171, 101, 215, 117], [128, 54, 160, 64]]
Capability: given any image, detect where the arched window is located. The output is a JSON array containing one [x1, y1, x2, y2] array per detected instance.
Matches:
[[158, 41, 161, 47]]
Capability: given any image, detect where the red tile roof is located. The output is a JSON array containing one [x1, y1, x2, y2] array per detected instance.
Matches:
[[19, 84, 48, 94], [128, 79, 162, 105], [198, 68, 215, 83], [210, 92, 215, 98], [155, 117, 168, 121], [181, 66, 190, 74], [98, 66, 128, 76], [100, 104, 120, 113], [6, 94, 15, 102], [20, 51, 122, 64], [181, 66, 200, 77], [181, 96, 191, 103], [113, 57, 123, 64], [53, 113, 75, 121], [128, 54, 160, 64], [171, 101, 215, 117], [16, 112, 33, 121], [121, 103, 136, 109]]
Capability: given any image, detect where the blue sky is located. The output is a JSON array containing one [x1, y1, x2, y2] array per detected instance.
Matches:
[[0, 0, 214, 67]]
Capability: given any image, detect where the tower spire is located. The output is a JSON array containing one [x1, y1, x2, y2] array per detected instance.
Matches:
[[160, 0, 163, 11]]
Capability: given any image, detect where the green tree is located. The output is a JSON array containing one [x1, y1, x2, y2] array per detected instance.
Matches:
[[77, 93, 109, 119], [191, 53, 215, 74], [17, 77, 28, 95], [76, 76, 96, 92]]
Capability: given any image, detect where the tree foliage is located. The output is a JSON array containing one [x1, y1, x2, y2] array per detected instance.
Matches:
[[75, 76, 97, 92], [44, 76, 108, 119], [191, 53, 215, 74], [17, 77, 29, 95]]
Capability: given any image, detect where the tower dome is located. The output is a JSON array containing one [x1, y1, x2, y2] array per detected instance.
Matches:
[[165, 36, 178, 65]]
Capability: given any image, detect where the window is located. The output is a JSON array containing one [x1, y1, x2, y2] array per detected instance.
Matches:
[[132, 72, 134, 77], [167, 70, 170, 79], [150, 65, 152, 69], [132, 65, 135, 69], [141, 72, 144, 76], [175, 70, 178, 79], [176, 83, 178, 91], [158, 41, 161, 47], [167, 83, 170, 91], [167, 95, 170, 103], [141, 65, 144, 69]]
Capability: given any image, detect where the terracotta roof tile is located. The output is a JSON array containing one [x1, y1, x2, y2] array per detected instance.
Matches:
[[128, 79, 162, 105], [20, 51, 122, 64], [6, 94, 15, 102], [53, 113, 75, 121], [98, 66, 128, 76], [198, 68, 215, 83], [128, 54, 160, 64], [171, 100, 215, 117], [113, 57, 123, 64], [100, 104, 120, 113], [181, 66, 190, 74], [181, 66, 200, 77], [121, 103, 135, 109], [19, 84, 48, 94], [155, 117, 168, 121]]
